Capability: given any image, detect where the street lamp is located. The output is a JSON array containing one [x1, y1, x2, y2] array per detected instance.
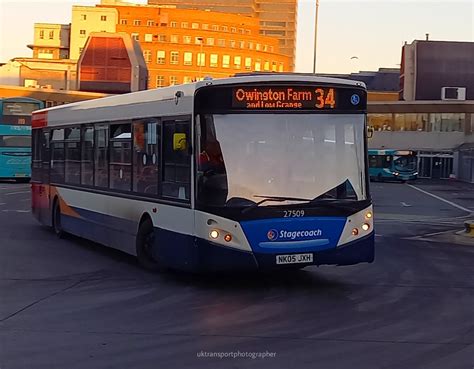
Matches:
[[313, 0, 320, 74], [197, 37, 204, 80]]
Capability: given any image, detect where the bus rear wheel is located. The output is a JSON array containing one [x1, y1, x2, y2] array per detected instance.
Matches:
[[136, 218, 162, 271], [52, 199, 65, 238]]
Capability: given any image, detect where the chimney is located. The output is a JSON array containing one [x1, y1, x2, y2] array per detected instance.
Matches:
[[425, 33, 429, 41]]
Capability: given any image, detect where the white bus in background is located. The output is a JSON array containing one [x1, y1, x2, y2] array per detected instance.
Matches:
[[31, 75, 374, 272]]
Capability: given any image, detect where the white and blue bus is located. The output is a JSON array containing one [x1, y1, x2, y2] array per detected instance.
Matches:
[[31, 75, 374, 272], [368, 149, 418, 182], [0, 97, 44, 181]]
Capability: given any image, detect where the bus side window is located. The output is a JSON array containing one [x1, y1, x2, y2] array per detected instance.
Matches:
[[94, 126, 109, 188], [383, 155, 392, 168], [368, 155, 377, 168], [32, 129, 42, 181], [133, 119, 159, 195], [162, 118, 191, 201], [50, 129, 65, 183]]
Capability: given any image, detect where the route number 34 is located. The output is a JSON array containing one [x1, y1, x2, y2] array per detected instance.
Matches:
[[315, 88, 336, 109]]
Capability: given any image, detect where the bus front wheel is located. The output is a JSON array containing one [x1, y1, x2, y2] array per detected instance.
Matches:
[[136, 218, 162, 271], [52, 199, 65, 239]]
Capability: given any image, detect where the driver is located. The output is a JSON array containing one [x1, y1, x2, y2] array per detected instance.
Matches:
[[199, 140, 225, 174]]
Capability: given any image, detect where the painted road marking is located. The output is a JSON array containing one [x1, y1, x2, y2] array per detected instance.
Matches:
[[401, 202, 412, 207], [407, 184, 472, 214], [1, 209, 30, 213], [4, 191, 30, 196], [20, 198, 30, 202], [0, 203, 6, 206]]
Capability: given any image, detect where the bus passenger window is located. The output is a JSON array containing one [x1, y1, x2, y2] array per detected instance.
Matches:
[[109, 123, 132, 191], [94, 126, 109, 188], [50, 129, 65, 183], [81, 126, 94, 186], [162, 119, 191, 200], [133, 120, 159, 195], [65, 127, 81, 185]]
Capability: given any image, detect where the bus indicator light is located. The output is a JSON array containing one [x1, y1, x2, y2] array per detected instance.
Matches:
[[224, 234, 232, 242], [352, 228, 359, 236]]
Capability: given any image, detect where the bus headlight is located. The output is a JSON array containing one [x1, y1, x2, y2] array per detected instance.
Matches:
[[361, 223, 370, 231], [209, 230, 219, 239], [392, 172, 399, 176]]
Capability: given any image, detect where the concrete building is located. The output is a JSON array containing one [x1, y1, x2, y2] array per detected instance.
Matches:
[[0, 58, 78, 90], [400, 39, 474, 101], [147, 0, 297, 70], [70, 5, 118, 60], [368, 100, 474, 181], [28, 23, 71, 60]]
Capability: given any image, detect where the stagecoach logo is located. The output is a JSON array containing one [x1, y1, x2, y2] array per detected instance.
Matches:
[[267, 229, 323, 241], [267, 229, 278, 241], [350, 94, 360, 106]]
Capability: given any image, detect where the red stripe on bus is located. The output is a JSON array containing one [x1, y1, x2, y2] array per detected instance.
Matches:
[[32, 111, 48, 128]]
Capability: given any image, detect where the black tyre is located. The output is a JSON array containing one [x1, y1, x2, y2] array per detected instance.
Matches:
[[52, 199, 65, 238], [136, 218, 161, 271]]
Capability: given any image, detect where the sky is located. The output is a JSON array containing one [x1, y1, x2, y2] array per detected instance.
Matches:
[[0, 0, 473, 73]]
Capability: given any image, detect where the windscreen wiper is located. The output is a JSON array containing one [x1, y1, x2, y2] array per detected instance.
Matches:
[[241, 195, 311, 214]]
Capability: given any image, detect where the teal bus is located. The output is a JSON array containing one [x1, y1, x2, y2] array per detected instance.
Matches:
[[0, 97, 44, 181], [368, 149, 418, 182]]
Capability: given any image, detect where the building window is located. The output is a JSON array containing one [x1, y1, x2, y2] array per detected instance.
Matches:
[[195, 37, 203, 45], [245, 57, 252, 71], [183, 36, 191, 44], [181, 22, 188, 28], [255, 60, 261, 71], [202, 24, 209, 30], [79, 30, 86, 38], [264, 61, 270, 71], [156, 50, 165, 64], [170, 51, 179, 65], [217, 39, 225, 47], [143, 50, 152, 63], [221, 25, 228, 32], [133, 20, 141, 26], [246, 29, 251, 35], [131, 33, 139, 41], [100, 15, 107, 21], [210, 54, 218, 67], [206, 38, 214, 46], [170, 21, 177, 28], [272, 61, 277, 72], [158, 35, 166, 42], [256, 43, 261, 51], [279, 63, 284, 72], [81, 14, 87, 20], [239, 41, 245, 49], [229, 40, 236, 48], [192, 23, 199, 29], [170, 35, 179, 43], [197, 53, 205, 67], [39, 30, 44, 39], [147, 20, 154, 26], [156, 75, 165, 87], [144, 34, 153, 42], [183, 76, 193, 83], [79, 47, 84, 54], [184, 52, 192, 66], [231, 27, 236, 33], [263, 45, 268, 52], [234, 56, 241, 69], [121, 19, 127, 25], [170, 76, 178, 86], [249, 42, 254, 50], [222, 55, 230, 68], [49, 30, 54, 39], [239, 28, 245, 34], [211, 25, 219, 31]]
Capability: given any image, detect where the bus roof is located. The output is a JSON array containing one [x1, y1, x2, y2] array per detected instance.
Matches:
[[33, 75, 367, 127]]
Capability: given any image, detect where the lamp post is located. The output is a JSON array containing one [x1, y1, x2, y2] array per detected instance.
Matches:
[[197, 37, 204, 80], [312, 0, 320, 74]]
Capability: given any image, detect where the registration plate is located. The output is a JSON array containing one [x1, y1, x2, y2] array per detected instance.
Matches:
[[276, 253, 313, 265]]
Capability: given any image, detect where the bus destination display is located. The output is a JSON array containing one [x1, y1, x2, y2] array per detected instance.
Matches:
[[233, 87, 337, 110]]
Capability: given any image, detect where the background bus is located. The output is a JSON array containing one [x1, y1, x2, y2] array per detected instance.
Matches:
[[368, 149, 418, 182], [31, 75, 374, 272], [0, 97, 44, 181]]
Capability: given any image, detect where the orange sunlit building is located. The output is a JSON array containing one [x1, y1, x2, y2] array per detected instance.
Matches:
[[96, 3, 291, 88]]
